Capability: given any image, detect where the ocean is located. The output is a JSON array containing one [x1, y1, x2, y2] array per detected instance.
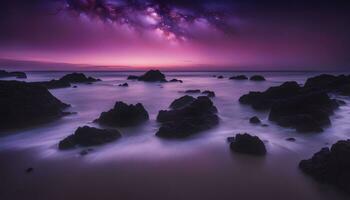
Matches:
[[0, 71, 349, 200]]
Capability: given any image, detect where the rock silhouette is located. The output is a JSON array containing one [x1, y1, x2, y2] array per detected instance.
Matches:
[[229, 133, 266, 156], [0, 70, 27, 78]]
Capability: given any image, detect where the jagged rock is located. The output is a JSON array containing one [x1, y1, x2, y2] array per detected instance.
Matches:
[[95, 102, 149, 127], [230, 75, 248, 80], [202, 90, 215, 97], [299, 140, 350, 193], [229, 133, 266, 156], [156, 96, 219, 138], [0, 81, 69, 130], [249, 116, 261, 124], [185, 89, 201, 93], [0, 70, 27, 79], [58, 126, 121, 150], [170, 95, 196, 110], [250, 75, 266, 81], [118, 83, 129, 87]]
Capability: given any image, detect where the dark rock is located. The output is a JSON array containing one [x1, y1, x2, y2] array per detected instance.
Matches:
[[26, 167, 33, 173], [73, 85, 78, 88], [185, 89, 201, 93], [230, 75, 248, 80], [304, 74, 350, 95], [169, 95, 196, 110], [229, 133, 266, 156], [95, 102, 149, 127], [202, 90, 215, 98], [286, 137, 296, 142], [169, 79, 183, 83], [250, 75, 266, 81], [0, 70, 27, 79], [0, 81, 69, 130], [58, 126, 121, 150], [217, 75, 224, 79], [338, 84, 350, 96], [80, 150, 89, 156], [156, 96, 219, 138], [31, 79, 71, 89], [249, 116, 261, 124], [262, 124, 269, 127], [138, 70, 166, 82], [59, 73, 100, 83], [299, 140, 350, 193], [118, 83, 129, 87], [227, 137, 235, 143], [127, 75, 139, 80]]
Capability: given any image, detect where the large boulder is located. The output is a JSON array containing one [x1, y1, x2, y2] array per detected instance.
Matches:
[[95, 102, 149, 127], [0, 70, 27, 79], [299, 140, 350, 193], [58, 126, 121, 150], [0, 81, 69, 130], [156, 96, 219, 138], [169, 95, 196, 110], [229, 133, 266, 156]]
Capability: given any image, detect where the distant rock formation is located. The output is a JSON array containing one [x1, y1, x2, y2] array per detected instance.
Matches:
[[31, 73, 100, 89], [58, 126, 121, 150], [156, 96, 219, 138], [127, 70, 182, 83], [0, 80, 69, 130], [118, 83, 129, 87], [230, 75, 248, 80], [185, 89, 201, 93], [299, 140, 350, 193], [228, 133, 266, 156], [0, 70, 27, 79], [95, 102, 149, 127], [250, 75, 266, 81]]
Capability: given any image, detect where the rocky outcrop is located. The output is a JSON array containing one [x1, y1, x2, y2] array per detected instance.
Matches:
[[249, 116, 261, 124], [0, 80, 69, 130], [229, 133, 266, 156], [202, 90, 215, 97], [31, 73, 100, 89], [127, 70, 166, 82], [58, 126, 121, 150], [156, 96, 219, 138], [230, 75, 248, 80], [304, 74, 350, 96], [95, 102, 149, 127], [250, 75, 266, 81], [31, 80, 71, 89], [299, 140, 350, 193], [169, 95, 196, 110], [0, 70, 27, 79]]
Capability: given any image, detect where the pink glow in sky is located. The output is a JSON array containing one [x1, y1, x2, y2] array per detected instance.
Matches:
[[0, 0, 349, 71]]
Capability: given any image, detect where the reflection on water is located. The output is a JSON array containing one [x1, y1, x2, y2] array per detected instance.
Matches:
[[0, 71, 349, 200]]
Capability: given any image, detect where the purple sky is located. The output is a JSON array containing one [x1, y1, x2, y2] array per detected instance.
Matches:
[[0, 0, 350, 71]]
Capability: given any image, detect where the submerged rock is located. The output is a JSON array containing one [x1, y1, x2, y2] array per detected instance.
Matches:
[[202, 90, 215, 97], [58, 126, 121, 150], [299, 140, 350, 193], [169, 79, 183, 83], [156, 96, 219, 138], [286, 137, 296, 142], [229, 133, 266, 156], [0, 70, 27, 79], [185, 89, 201, 93], [127, 75, 139, 80], [230, 75, 248, 80], [250, 75, 266, 81], [0, 81, 69, 130], [249, 116, 261, 124], [95, 102, 149, 127], [169, 95, 196, 110], [118, 83, 129, 87], [217, 75, 224, 79]]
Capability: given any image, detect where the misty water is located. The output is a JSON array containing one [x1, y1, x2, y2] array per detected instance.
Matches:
[[1, 71, 350, 200]]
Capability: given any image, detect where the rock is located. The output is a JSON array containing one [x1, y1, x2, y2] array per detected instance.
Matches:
[[59, 73, 100, 83], [249, 116, 261, 124], [229, 133, 266, 156], [230, 75, 248, 80], [169, 79, 183, 83], [138, 70, 166, 82], [185, 89, 201, 93], [217, 75, 224, 79], [0, 70, 27, 79], [58, 126, 121, 150], [31, 79, 71, 89], [250, 75, 266, 81], [338, 84, 350, 96], [169, 95, 196, 110], [127, 75, 139, 80], [80, 150, 89, 156], [26, 167, 33, 173], [156, 96, 219, 138], [118, 83, 129, 87], [202, 90, 215, 98], [227, 137, 235, 143], [269, 92, 338, 133], [299, 140, 350, 193], [73, 85, 78, 88], [286, 137, 296, 142], [0, 81, 69, 130], [95, 102, 149, 127], [304, 74, 350, 95]]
